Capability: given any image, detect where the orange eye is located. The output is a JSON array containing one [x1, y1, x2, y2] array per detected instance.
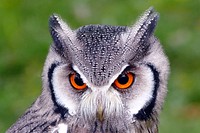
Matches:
[[69, 73, 87, 90], [113, 72, 135, 89]]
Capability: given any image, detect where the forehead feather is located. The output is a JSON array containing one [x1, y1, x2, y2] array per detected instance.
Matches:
[[73, 25, 128, 86]]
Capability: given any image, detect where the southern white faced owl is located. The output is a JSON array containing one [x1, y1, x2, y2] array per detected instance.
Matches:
[[7, 7, 169, 133]]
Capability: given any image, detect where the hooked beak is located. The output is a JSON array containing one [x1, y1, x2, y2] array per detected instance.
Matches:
[[96, 104, 104, 122]]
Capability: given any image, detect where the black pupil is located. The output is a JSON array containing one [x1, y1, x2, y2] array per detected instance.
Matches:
[[118, 74, 129, 84], [74, 74, 84, 86]]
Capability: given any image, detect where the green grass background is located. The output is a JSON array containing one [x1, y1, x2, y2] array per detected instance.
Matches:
[[1, 0, 200, 132]]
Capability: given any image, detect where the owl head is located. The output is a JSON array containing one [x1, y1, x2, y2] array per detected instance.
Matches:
[[42, 7, 169, 132]]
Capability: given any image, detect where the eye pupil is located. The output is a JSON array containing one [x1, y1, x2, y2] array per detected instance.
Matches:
[[118, 74, 129, 84], [74, 74, 84, 86]]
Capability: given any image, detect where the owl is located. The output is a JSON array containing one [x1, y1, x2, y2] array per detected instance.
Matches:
[[7, 7, 169, 133]]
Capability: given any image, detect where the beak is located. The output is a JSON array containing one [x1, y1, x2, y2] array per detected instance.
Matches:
[[96, 104, 104, 122]]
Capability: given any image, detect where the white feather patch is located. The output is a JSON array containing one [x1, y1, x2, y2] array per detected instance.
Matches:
[[51, 123, 68, 133], [52, 65, 77, 116], [127, 66, 154, 115]]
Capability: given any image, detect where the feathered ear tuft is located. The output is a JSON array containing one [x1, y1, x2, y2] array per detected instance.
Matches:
[[122, 7, 159, 62], [49, 14, 76, 59]]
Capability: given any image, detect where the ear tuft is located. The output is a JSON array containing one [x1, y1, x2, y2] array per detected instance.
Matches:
[[49, 14, 76, 58], [121, 7, 159, 62]]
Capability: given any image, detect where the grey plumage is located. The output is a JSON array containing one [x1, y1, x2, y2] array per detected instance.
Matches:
[[7, 7, 169, 133]]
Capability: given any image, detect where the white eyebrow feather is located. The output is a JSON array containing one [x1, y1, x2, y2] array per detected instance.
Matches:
[[73, 64, 129, 92]]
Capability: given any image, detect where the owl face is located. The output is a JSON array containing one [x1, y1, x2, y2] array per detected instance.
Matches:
[[45, 7, 169, 132]]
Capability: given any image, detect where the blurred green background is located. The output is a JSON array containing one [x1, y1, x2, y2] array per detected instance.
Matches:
[[0, 0, 200, 132]]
